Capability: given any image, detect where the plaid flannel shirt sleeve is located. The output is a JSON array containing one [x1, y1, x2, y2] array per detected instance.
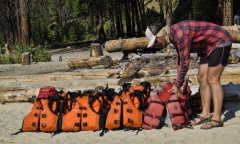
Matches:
[[172, 29, 191, 88]]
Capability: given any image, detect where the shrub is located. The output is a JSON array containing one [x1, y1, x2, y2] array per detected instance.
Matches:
[[0, 44, 51, 64]]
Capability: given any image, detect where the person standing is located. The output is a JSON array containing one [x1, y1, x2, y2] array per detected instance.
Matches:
[[145, 20, 232, 129], [234, 10, 240, 25]]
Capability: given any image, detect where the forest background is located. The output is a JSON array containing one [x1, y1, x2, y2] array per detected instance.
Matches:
[[0, 0, 240, 64]]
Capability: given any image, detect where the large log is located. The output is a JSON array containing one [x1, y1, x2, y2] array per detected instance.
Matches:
[[67, 56, 115, 69], [222, 25, 240, 43], [104, 37, 151, 53], [0, 69, 121, 83], [0, 78, 125, 103], [104, 26, 240, 53]]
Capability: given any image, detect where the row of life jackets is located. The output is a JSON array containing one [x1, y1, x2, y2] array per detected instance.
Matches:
[[12, 82, 151, 137], [12, 79, 196, 137]]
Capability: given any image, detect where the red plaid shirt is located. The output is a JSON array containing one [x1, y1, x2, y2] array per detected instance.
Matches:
[[169, 20, 232, 88]]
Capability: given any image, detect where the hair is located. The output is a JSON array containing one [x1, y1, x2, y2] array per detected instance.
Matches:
[[156, 26, 171, 55]]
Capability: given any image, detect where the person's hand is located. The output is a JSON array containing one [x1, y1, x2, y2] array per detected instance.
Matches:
[[168, 85, 181, 99]]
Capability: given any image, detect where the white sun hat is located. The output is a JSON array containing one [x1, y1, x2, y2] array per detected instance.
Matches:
[[145, 23, 163, 48]]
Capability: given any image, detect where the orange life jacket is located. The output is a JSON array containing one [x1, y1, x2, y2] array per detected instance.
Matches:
[[75, 90, 104, 131], [60, 91, 81, 132], [120, 82, 151, 130], [12, 95, 61, 136], [102, 88, 122, 130], [39, 97, 60, 132], [20, 99, 42, 132]]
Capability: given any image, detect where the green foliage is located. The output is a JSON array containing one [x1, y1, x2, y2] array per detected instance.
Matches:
[[30, 45, 51, 62], [192, 0, 218, 23], [145, 7, 162, 24], [0, 33, 5, 47], [84, 33, 98, 41], [0, 54, 21, 64], [0, 43, 50, 64], [68, 26, 77, 42]]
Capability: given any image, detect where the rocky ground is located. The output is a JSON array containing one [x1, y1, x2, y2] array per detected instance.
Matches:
[[0, 44, 123, 76], [1, 44, 240, 103]]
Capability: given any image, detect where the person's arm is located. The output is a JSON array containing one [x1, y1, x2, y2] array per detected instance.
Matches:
[[174, 33, 191, 88]]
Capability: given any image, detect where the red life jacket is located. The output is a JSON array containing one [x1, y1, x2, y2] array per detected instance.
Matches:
[[142, 80, 193, 130], [142, 90, 165, 129]]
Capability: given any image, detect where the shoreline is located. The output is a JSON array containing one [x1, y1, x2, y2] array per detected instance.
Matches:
[[1, 101, 240, 143]]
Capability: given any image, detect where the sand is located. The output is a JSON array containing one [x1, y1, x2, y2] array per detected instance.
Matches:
[[1, 47, 240, 144], [0, 101, 240, 144]]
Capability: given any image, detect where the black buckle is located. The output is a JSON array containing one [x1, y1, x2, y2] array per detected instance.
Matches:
[[42, 123, 46, 128], [114, 120, 120, 124], [176, 123, 181, 127], [83, 122, 87, 127], [128, 119, 133, 123], [31, 122, 36, 127], [42, 114, 46, 118], [127, 109, 132, 113], [83, 113, 87, 117], [74, 123, 80, 127], [34, 113, 39, 117]]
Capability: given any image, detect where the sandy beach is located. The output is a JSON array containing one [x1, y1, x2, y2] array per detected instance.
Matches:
[[0, 100, 240, 144], [1, 46, 240, 144]]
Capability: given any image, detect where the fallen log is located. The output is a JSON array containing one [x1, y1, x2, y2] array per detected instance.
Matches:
[[0, 78, 125, 103], [67, 55, 115, 69], [222, 25, 240, 43], [104, 37, 158, 53], [0, 69, 121, 83], [104, 26, 240, 53], [232, 43, 240, 48], [131, 64, 240, 85]]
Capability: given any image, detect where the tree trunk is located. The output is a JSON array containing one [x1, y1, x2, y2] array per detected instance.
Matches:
[[6, 1, 14, 52], [216, 0, 224, 25], [97, 1, 106, 40], [139, 0, 146, 30], [15, 0, 21, 42], [22, 52, 31, 65], [223, 0, 233, 26], [57, 0, 62, 26], [166, 0, 172, 26], [131, 1, 135, 37], [109, 1, 116, 37], [134, 0, 141, 37], [90, 43, 103, 57], [188, 0, 193, 20], [158, 0, 164, 24], [125, 0, 132, 37], [19, 0, 30, 44]]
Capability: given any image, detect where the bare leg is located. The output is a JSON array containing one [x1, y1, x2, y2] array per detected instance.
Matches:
[[191, 64, 212, 124], [201, 64, 225, 129], [198, 64, 211, 117]]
